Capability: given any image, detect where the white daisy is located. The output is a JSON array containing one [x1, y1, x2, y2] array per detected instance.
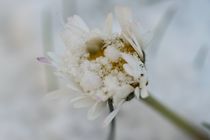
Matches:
[[38, 6, 150, 127]]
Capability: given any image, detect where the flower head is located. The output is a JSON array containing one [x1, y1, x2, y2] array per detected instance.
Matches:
[[40, 6, 151, 126]]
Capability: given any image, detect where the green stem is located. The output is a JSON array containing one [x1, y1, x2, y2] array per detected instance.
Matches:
[[142, 94, 210, 140], [108, 99, 116, 140]]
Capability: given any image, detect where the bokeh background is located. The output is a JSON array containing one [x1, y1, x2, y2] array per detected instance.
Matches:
[[0, 0, 210, 140]]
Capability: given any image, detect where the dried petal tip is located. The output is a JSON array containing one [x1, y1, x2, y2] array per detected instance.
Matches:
[[37, 57, 51, 64]]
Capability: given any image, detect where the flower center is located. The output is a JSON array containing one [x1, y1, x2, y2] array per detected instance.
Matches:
[[111, 58, 126, 72], [86, 37, 105, 60], [85, 36, 139, 76]]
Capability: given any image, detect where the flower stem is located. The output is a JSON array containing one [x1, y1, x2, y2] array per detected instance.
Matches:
[[108, 99, 116, 140], [142, 93, 210, 140]]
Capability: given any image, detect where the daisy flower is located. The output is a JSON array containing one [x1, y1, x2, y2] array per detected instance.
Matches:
[[38, 6, 151, 127]]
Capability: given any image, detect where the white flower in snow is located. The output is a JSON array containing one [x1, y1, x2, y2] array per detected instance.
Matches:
[[38, 6, 151, 126]]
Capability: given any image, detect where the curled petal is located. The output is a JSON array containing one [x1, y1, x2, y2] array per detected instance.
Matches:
[[88, 102, 106, 120]]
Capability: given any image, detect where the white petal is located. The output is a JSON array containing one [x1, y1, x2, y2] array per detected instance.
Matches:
[[121, 53, 138, 66], [115, 6, 132, 28], [134, 87, 140, 99], [132, 22, 153, 48], [103, 109, 119, 127], [47, 52, 61, 67], [140, 87, 149, 98], [88, 102, 106, 120], [67, 83, 82, 93], [65, 75, 83, 93], [54, 73, 83, 93], [62, 77, 82, 92], [67, 15, 89, 32], [103, 100, 124, 127], [62, 27, 85, 48], [104, 13, 113, 35], [121, 53, 144, 73], [44, 87, 75, 101], [121, 53, 145, 74], [115, 6, 144, 59], [71, 96, 95, 108]]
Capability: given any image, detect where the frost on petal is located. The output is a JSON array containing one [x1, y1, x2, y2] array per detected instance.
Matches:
[[104, 13, 113, 35], [103, 100, 124, 127], [121, 53, 138, 67], [104, 76, 119, 91], [121, 53, 145, 78], [37, 57, 51, 64], [67, 15, 89, 32], [80, 71, 102, 91], [62, 15, 90, 49], [61, 28, 85, 48], [88, 102, 106, 120], [140, 87, 149, 98], [104, 46, 121, 61], [71, 96, 95, 108], [123, 64, 136, 77]]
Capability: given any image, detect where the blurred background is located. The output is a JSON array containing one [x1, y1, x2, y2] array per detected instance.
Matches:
[[0, 0, 210, 140]]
